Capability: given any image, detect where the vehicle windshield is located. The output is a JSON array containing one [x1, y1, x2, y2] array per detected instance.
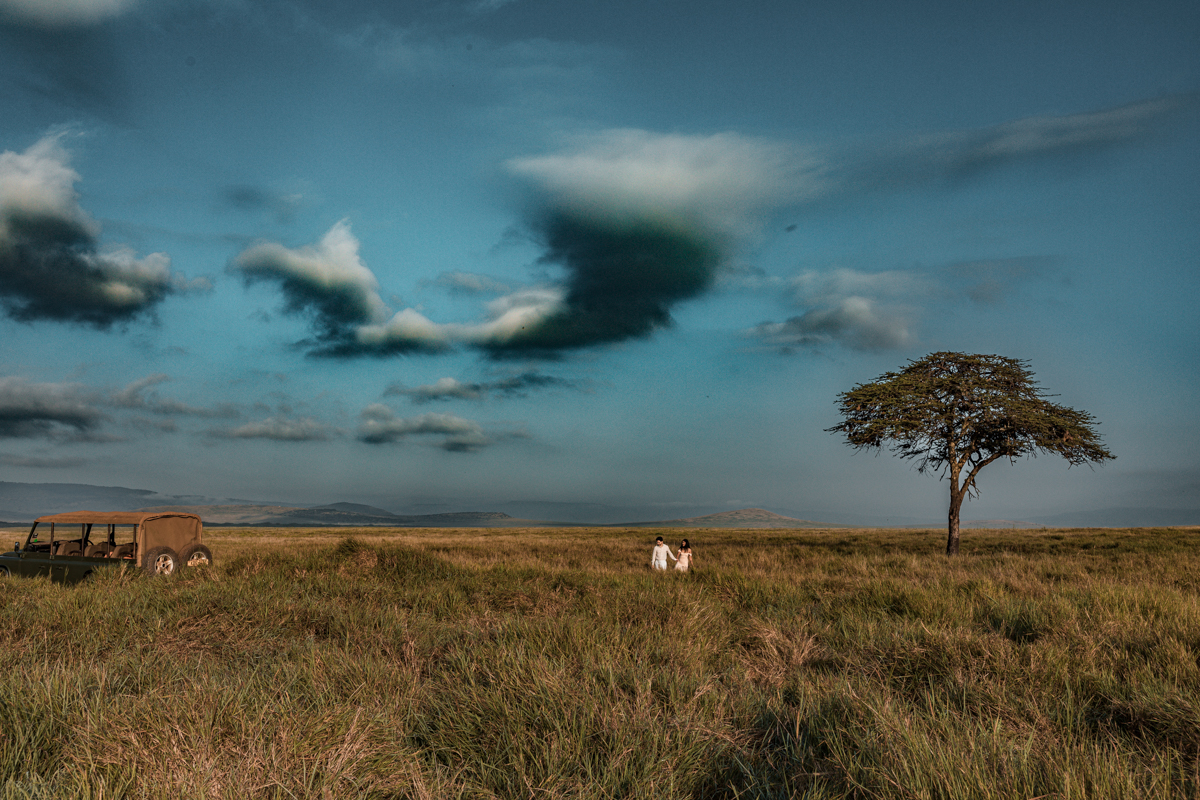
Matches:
[[24, 522, 139, 559]]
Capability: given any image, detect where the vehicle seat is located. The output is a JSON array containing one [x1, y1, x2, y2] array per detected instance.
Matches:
[[110, 543, 136, 559], [85, 542, 113, 558], [55, 541, 83, 556]]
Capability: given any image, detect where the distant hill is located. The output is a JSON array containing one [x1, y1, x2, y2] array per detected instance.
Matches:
[[0, 481, 162, 518], [3, 482, 1196, 529], [137, 503, 525, 527], [618, 508, 840, 529], [312, 502, 399, 517]]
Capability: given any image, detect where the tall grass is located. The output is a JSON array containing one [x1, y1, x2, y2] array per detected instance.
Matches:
[[0, 526, 1197, 798]]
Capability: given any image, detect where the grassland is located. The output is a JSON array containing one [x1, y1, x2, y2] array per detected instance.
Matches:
[[1, 525, 1197, 799]]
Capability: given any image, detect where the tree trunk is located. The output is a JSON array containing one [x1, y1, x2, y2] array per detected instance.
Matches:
[[946, 487, 963, 556]]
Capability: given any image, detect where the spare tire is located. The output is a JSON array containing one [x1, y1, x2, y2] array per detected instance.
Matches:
[[180, 544, 213, 568], [143, 546, 178, 577]]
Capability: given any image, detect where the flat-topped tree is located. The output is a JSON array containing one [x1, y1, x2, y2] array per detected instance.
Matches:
[[827, 352, 1114, 555]]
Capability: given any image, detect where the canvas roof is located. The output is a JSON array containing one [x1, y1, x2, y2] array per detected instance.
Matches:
[[33, 511, 202, 525]]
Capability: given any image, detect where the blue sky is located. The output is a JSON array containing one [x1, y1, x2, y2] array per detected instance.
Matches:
[[1, 0, 1197, 523]]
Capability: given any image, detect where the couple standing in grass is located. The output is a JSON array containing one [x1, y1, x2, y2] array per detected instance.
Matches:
[[650, 536, 693, 572]]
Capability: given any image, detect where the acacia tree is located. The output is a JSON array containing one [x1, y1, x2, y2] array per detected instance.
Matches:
[[827, 352, 1114, 555]]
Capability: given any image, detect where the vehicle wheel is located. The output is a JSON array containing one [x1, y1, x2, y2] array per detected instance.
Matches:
[[0, 566, 9, 578], [180, 544, 213, 568], [143, 547, 178, 577]]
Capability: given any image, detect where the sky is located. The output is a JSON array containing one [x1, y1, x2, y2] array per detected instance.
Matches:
[[0, 0, 1197, 523]]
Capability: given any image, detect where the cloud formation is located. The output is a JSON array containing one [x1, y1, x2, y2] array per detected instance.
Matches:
[[325, 131, 815, 358], [231, 220, 389, 337], [222, 185, 303, 224], [0, 452, 88, 468], [741, 256, 1059, 352], [748, 297, 915, 352], [0, 0, 136, 27], [425, 270, 512, 295], [356, 405, 491, 451], [210, 416, 335, 442], [238, 98, 1186, 359], [0, 134, 202, 327], [0, 376, 102, 439], [841, 96, 1190, 192], [327, 285, 565, 357], [384, 371, 576, 403], [112, 374, 238, 418]]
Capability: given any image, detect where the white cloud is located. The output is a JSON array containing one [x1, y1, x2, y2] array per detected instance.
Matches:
[[0, 133, 94, 235], [509, 129, 827, 237], [748, 297, 915, 352], [351, 285, 565, 353], [232, 220, 390, 328]]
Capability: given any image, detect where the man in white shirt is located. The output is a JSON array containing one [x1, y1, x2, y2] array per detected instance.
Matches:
[[650, 536, 676, 570]]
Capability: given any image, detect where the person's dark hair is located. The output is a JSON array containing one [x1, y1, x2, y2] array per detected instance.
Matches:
[[655, 536, 663, 543], [680, 538, 690, 551]]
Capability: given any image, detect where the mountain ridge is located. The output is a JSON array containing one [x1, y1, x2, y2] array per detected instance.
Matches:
[[0, 482, 1195, 528]]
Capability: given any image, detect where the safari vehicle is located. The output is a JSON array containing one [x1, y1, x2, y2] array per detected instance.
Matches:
[[0, 511, 212, 583]]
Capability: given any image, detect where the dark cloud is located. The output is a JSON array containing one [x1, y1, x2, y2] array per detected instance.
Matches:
[[356, 404, 491, 451], [384, 371, 576, 402], [482, 213, 721, 355], [230, 220, 393, 350], [0, 376, 103, 439], [0, 135, 203, 327]]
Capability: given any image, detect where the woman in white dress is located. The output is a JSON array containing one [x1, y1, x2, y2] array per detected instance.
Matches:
[[674, 539, 693, 572], [650, 536, 676, 570]]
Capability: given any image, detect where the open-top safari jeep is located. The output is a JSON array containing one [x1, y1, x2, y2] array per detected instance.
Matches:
[[0, 511, 212, 583]]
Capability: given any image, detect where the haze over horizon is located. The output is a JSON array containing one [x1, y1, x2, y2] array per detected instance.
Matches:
[[1, 0, 1197, 525]]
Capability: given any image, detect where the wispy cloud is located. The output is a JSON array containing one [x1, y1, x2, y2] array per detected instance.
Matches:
[[947, 257, 1057, 305], [221, 185, 304, 224], [0, 133, 207, 328], [748, 297, 915, 352], [741, 256, 1060, 352], [112, 374, 238, 418], [209, 416, 336, 442], [424, 270, 512, 295], [0, 0, 137, 27], [0, 452, 88, 468], [864, 96, 1191, 183], [384, 371, 576, 403], [356, 405, 493, 451], [0, 375, 103, 439]]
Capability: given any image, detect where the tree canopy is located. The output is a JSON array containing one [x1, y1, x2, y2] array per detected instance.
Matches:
[[827, 352, 1115, 555]]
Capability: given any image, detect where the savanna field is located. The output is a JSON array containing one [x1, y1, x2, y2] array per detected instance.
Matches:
[[0, 525, 1197, 799]]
